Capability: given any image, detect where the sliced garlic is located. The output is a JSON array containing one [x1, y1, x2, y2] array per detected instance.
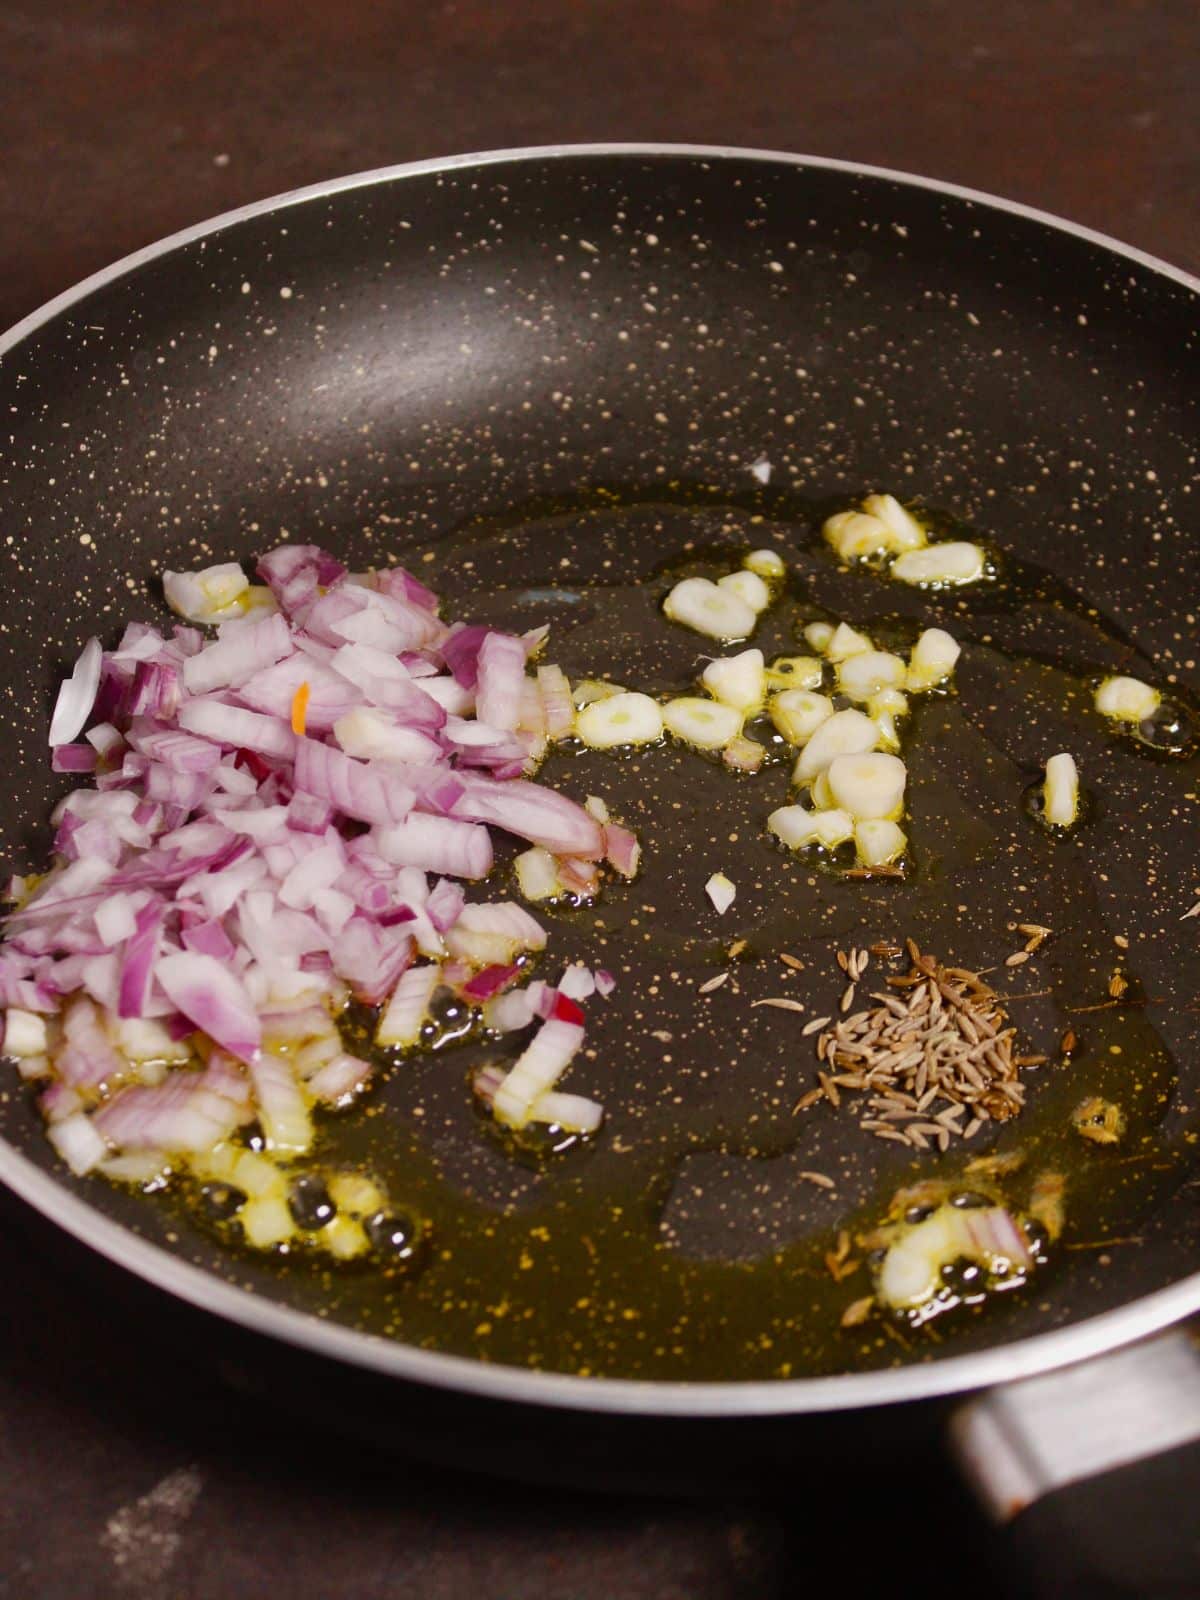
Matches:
[[663, 696, 743, 750], [823, 510, 891, 561], [701, 648, 766, 713], [868, 687, 910, 717], [769, 689, 834, 747], [768, 804, 855, 850], [1043, 752, 1080, 827], [836, 650, 908, 703], [827, 752, 907, 820], [1095, 674, 1161, 722], [804, 621, 836, 654], [861, 493, 926, 552], [871, 710, 901, 752], [907, 627, 962, 691], [664, 576, 758, 640], [718, 569, 772, 612], [706, 872, 736, 913], [515, 845, 565, 901], [810, 770, 835, 810], [854, 819, 907, 866], [765, 655, 823, 690], [794, 707, 879, 782], [744, 548, 785, 579], [891, 541, 985, 587], [576, 691, 664, 748]]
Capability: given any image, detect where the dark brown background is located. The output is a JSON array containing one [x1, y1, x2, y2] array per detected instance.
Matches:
[[1, 3, 1196, 1596]]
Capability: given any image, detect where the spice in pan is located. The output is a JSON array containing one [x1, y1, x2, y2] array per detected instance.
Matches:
[[1072, 1096, 1126, 1145], [810, 940, 1042, 1147]]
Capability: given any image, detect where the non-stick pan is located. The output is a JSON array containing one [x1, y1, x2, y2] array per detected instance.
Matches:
[[2, 146, 1199, 1595]]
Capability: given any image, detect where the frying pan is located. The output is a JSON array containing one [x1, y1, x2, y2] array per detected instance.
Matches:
[[2, 144, 1200, 1594]]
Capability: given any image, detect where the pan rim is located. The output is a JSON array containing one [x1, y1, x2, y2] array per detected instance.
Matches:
[[2, 140, 1197, 1417]]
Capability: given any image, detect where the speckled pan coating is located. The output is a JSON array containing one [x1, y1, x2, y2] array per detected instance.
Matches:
[[0, 146, 1198, 1415]]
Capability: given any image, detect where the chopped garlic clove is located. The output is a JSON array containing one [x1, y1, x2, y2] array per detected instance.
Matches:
[[891, 541, 985, 587], [718, 569, 772, 612], [836, 650, 908, 703], [664, 576, 758, 640], [765, 655, 823, 690], [515, 845, 565, 901], [861, 494, 926, 552], [663, 696, 743, 750], [868, 687, 910, 718], [576, 691, 664, 748], [1043, 752, 1080, 827], [854, 819, 907, 866], [768, 804, 854, 850], [770, 689, 834, 747], [871, 710, 901, 752], [794, 707, 879, 782], [823, 510, 891, 561], [907, 627, 962, 691], [723, 733, 765, 772], [803, 621, 836, 654], [744, 548, 785, 579], [826, 622, 874, 662], [573, 678, 626, 707], [701, 648, 766, 713], [705, 872, 736, 914], [810, 769, 835, 810], [1095, 674, 1161, 722], [827, 752, 907, 820]]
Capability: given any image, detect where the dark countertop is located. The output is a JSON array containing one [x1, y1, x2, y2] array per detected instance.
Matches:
[[2, 3, 1198, 1595]]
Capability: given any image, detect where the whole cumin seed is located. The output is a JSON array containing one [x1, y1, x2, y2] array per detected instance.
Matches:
[[805, 942, 1040, 1150]]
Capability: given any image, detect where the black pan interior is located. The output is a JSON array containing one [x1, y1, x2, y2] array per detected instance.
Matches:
[[1, 150, 1198, 1382]]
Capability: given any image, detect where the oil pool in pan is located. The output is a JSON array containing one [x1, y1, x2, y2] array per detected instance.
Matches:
[[18, 486, 1200, 1380]]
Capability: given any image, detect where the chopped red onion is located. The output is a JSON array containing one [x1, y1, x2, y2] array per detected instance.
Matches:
[[49, 637, 103, 748]]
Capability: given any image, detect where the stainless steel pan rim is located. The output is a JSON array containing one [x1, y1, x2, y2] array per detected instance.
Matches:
[[2, 141, 1198, 1418]]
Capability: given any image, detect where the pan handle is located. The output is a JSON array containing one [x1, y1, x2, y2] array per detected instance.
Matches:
[[949, 1328, 1200, 1598]]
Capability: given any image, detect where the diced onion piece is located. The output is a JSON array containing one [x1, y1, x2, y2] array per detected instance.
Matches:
[[705, 872, 736, 914], [576, 691, 664, 749], [663, 577, 757, 641], [794, 707, 879, 782], [1043, 752, 1080, 827], [492, 1017, 585, 1128], [327, 1171, 384, 1213], [854, 819, 907, 866], [768, 805, 854, 850], [1095, 674, 1161, 722], [877, 1203, 1032, 1309], [825, 622, 873, 662], [229, 1149, 285, 1198], [537, 664, 575, 739], [861, 494, 926, 552], [744, 548, 785, 579], [765, 655, 823, 691], [723, 734, 765, 773], [376, 963, 440, 1047], [770, 689, 834, 747], [908, 627, 962, 690], [836, 650, 908, 703], [2, 1008, 48, 1058], [528, 1089, 604, 1133], [49, 637, 103, 748], [717, 569, 771, 612], [827, 752, 907, 820], [823, 510, 891, 561], [324, 1214, 369, 1259], [804, 621, 835, 654], [47, 1111, 108, 1175], [663, 696, 743, 751], [240, 1193, 294, 1249], [249, 1053, 313, 1155], [701, 648, 766, 713], [515, 845, 565, 902], [891, 541, 985, 587]]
